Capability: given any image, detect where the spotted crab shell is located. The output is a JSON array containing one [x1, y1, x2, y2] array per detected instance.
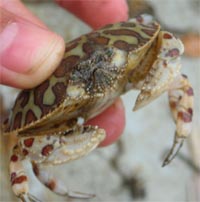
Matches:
[[3, 20, 160, 135]]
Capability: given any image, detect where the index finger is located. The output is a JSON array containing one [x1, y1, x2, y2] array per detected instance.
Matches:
[[56, 0, 128, 29]]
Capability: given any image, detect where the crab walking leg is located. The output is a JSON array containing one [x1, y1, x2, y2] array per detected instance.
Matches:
[[32, 162, 95, 199], [162, 74, 194, 166], [9, 145, 41, 202], [19, 125, 105, 199]]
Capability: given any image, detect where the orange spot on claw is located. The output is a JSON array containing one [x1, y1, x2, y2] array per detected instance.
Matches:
[[178, 111, 192, 122], [163, 33, 172, 39], [41, 145, 53, 156], [24, 138, 34, 147], [188, 108, 193, 116], [10, 155, 18, 162], [186, 87, 194, 96], [166, 48, 180, 57], [11, 175, 27, 185]]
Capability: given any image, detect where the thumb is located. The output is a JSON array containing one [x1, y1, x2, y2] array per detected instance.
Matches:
[[0, 7, 65, 89]]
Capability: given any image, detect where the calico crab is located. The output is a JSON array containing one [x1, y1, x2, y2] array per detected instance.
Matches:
[[3, 14, 194, 202]]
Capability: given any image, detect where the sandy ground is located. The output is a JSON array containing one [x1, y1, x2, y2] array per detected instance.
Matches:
[[0, 0, 199, 202]]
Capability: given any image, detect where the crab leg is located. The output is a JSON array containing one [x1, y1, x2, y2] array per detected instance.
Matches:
[[32, 162, 95, 199], [163, 74, 194, 166], [133, 31, 184, 110], [18, 125, 105, 199], [19, 125, 105, 165], [9, 145, 41, 202], [132, 31, 194, 165]]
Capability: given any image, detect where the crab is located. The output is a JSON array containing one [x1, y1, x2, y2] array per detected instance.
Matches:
[[3, 14, 194, 202]]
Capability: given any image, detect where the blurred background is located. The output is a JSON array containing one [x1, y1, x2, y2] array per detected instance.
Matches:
[[0, 0, 199, 201]]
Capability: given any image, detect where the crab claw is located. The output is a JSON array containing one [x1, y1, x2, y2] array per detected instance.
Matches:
[[162, 133, 185, 167]]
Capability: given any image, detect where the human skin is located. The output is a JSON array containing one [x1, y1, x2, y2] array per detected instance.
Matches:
[[0, 0, 128, 146]]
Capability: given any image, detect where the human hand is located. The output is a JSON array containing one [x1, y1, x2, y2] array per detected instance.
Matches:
[[0, 0, 128, 146]]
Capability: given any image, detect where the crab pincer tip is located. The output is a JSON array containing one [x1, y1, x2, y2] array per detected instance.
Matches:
[[67, 190, 95, 199], [162, 160, 169, 167]]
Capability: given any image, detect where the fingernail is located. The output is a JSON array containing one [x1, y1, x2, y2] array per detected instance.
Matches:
[[0, 8, 64, 74]]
